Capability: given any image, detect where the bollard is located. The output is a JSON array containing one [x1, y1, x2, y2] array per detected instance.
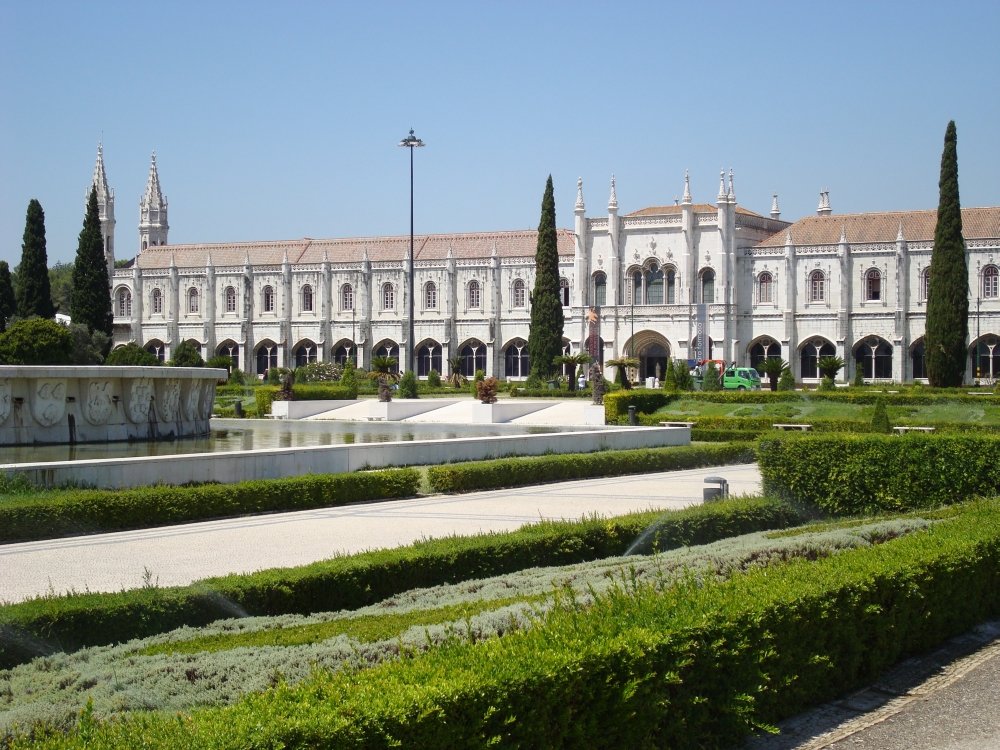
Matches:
[[234, 401, 244, 418], [703, 476, 729, 502], [627, 405, 638, 425]]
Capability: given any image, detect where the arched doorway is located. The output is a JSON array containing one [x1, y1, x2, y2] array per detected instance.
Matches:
[[626, 330, 671, 381]]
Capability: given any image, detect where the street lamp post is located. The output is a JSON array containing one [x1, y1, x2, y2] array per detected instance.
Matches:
[[398, 129, 425, 375]]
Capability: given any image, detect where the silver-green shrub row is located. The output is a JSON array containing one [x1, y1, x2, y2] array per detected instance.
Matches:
[[0, 498, 800, 670], [427, 443, 755, 493], [0, 469, 420, 545], [2, 516, 932, 735], [759, 433, 1000, 514], [16, 501, 1000, 749]]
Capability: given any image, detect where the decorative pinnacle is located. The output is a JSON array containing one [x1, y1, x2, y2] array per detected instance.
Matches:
[[575, 177, 585, 211], [608, 174, 618, 212], [727, 168, 735, 202], [682, 170, 692, 204], [770, 194, 780, 219], [718, 169, 727, 200]]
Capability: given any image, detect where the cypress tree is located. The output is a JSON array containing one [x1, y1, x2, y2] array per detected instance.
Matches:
[[925, 121, 968, 387], [71, 187, 113, 337], [15, 199, 55, 319], [0, 261, 14, 332], [528, 175, 564, 381]]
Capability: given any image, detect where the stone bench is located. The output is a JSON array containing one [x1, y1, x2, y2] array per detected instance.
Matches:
[[659, 421, 696, 428], [772, 423, 812, 431], [892, 426, 936, 434]]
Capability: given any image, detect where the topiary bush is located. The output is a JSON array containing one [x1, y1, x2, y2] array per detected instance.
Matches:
[[397, 370, 419, 399], [871, 397, 891, 433]]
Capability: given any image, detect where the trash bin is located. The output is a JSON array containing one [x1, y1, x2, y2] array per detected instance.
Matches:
[[703, 476, 729, 502], [627, 405, 638, 425]]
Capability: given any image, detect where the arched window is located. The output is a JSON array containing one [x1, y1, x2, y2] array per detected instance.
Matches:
[[459, 341, 486, 376], [376, 341, 399, 363], [559, 277, 570, 307], [416, 342, 442, 376], [333, 343, 357, 366], [854, 337, 893, 379], [504, 339, 530, 378], [749, 340, 782, 372], [757, 272, 774, 304], [467, 280, 481, 309], [983, 266, 999, 299], [341, 283, 354, 312], [188, 287, 199, 314], [217, 341, 239, 371], [151, 288, 162, 315], [666, 268, 676, 304], [225, 286, 237, 313], [809, 270, 826, 302], [630, 269, 642, 305], [512, 278, 526, 308], [593, 272, 607, 306], [700, 269, 715, 304], [800, 339, 836, 379], [865, 269, 882, 301], [920, 268, 931, 302], [911, 339, 926, 379], [424, 281, 437, 310], [645, 264, 664, 304], [262, 285, 275, 313], [294, 341, 317, 368], [256, 342, 278, 376], [145, 341, 165, 362], [301, 284, 313, 313], [382, 283, 395, 310], [117, 289, 132, 317]]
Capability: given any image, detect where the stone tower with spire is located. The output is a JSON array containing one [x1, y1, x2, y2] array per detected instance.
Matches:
[[139, 152, 169, 251], [90, 144, 116, 281]]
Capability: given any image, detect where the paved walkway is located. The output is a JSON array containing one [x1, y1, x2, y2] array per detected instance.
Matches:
[[0, 464, 761, 603]]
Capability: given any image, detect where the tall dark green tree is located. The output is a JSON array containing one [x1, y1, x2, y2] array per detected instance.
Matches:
[[925, 121, 968, 387], [71, 187, 113, 338], [0, 261, 15, 332], [528, 175, 564, 380], [15, 199, 55, 319]]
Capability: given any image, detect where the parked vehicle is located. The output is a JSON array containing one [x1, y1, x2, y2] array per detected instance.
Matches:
[[721, 365, 762, 390]]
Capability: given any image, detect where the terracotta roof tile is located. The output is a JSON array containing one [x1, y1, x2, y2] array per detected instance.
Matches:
[[135, 229, 577, 270], [756, 207, 1000, 247]]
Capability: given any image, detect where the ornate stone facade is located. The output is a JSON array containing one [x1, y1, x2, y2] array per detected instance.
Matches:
[[98, 151, 1000, 384]]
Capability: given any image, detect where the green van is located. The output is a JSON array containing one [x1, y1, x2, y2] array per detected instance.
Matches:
[[721, 366, 762, 391]]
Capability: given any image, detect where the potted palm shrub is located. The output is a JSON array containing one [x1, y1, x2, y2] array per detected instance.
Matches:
[[367, 356, 400, 402]]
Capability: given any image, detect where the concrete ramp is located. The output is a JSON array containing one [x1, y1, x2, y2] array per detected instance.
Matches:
[[509, 401, 606, 427]]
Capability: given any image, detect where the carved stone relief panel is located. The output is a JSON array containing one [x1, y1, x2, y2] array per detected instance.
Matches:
[[31, 380, 66, 427], [156, 379, 182, 422], [126, 378, 154, 423], [83, 381, 114, 425]]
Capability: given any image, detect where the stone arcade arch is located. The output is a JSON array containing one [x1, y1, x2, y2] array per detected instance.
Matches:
[[800, 337, 836, 380], [853, 336, 893, 381], [623, 330, 671, 382]]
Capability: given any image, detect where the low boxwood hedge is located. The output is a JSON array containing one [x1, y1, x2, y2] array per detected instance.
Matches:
[[0, 469, 420, 544], [427, 443, 756, 493], [0, 497, 799, 669], [23, 500, 1000, 749], [759, 433, 1000, 514]]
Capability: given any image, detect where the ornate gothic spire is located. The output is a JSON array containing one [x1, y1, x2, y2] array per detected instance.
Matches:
[[727, 168, 735, 202], [682, 170, 692, 204], [717, 169, 727, 201], [608, 174, 618, 212], [770, 194, 780, 220], [91, 143, 113, 203], [141, 152, 166, 211]]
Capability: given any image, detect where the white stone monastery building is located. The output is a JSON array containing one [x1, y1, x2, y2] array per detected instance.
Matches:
[[96, 147, 1000, 384]]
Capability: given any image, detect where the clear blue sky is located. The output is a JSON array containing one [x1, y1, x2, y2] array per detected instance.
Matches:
[[2, 1, 998, 266]]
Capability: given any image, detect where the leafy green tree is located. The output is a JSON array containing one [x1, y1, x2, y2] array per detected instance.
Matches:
[[71, 187, 113, 339], [817, 356, 845, 381], [0, 261, 14, 332], [49, 262, 74, 318], [607, 357, 638, 389], [0, 318, 72, 364], [528, 176, 564, 381], [105, 342, 161, 366], [702, 361, 722, 391], [757, 358, 788, 392], [368, 355, 400, 402], [397, 370, 419, 398], [169, 340, 204, 367], [925, 121, 969, 387], [15, 199, 55, 319], [777, 368, 795, 391], [340, 359, 359, 394], [67, 323, 109, 365]]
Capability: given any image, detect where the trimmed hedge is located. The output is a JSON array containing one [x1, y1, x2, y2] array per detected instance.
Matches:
[[0, 469, 420, 544], [0, 497, 799, 669], [254, 385, 279, 416], [22, 500, 1000, 748], [427, 443, 756, 493], [292, 383, 358, 400], [758, 433, 1000, 514]]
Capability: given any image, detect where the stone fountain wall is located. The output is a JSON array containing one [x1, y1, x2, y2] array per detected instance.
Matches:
[[0, 366, 226, 445]]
